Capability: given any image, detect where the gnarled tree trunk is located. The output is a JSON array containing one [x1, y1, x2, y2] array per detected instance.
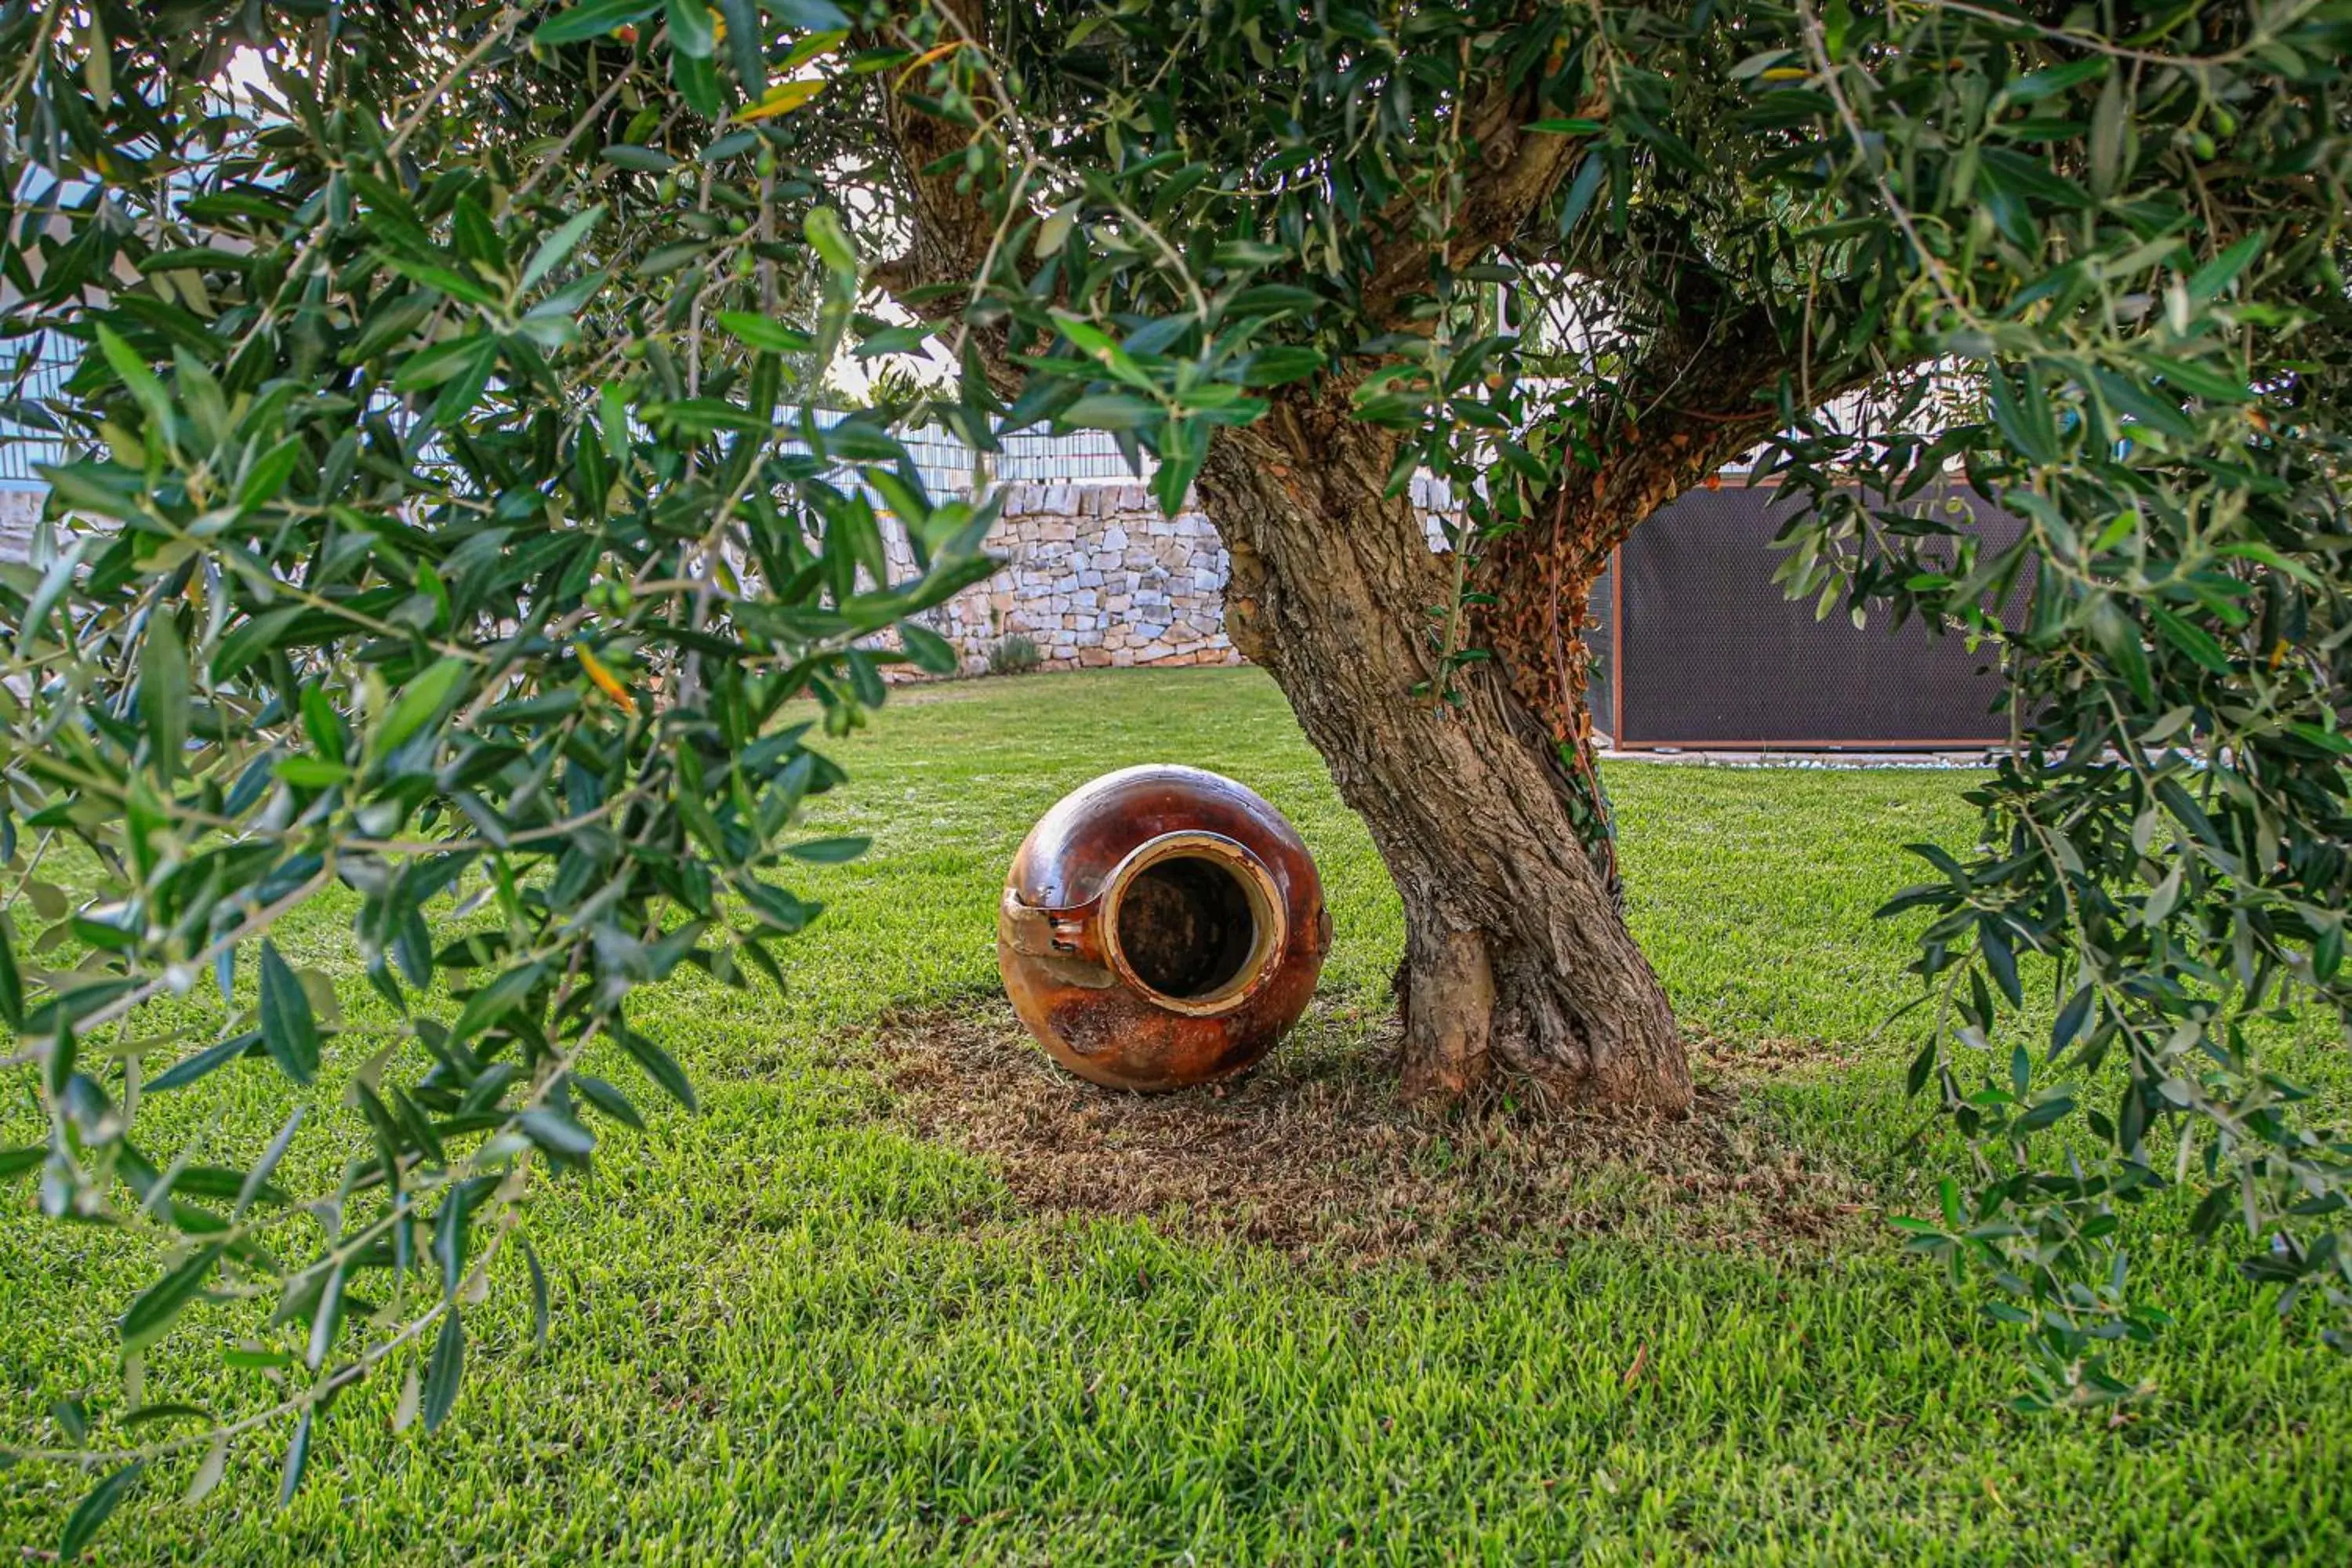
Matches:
[[869, 16, 1809, 1114], [1196, 390, 1753, 1113]]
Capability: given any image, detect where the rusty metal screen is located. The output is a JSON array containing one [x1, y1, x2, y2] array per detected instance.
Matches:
[[1605, 481, 2016, 750], [1584, 558, 1615, 743]]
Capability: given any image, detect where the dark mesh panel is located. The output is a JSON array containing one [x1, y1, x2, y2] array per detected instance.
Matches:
[[1613, 482, 2016, 748], [1585, 560, 1614, 743]]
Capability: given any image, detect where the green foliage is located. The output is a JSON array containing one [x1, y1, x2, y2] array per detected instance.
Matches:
[[985, 632, 1043, 676], [0, 0, 995, 1544], [1751, 4, 2352, 1404], [3, 0, 2351, 1551]]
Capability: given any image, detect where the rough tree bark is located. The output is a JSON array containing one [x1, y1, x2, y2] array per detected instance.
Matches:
[[1196, 408, 1670, 1106], [1193, 342, 1787, 1112]]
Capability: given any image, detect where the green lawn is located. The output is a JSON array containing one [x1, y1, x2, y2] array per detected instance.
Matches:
[[5, 666, 2346, 1563]]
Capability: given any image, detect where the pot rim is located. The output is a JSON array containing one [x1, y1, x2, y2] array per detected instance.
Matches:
[[1097, 829, 1289, 1018]]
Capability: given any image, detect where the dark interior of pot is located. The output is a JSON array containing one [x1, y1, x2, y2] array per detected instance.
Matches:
[[1115, 855, 1259, 1001]]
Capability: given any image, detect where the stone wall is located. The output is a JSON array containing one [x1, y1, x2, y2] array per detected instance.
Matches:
[[884, 481, 1242, 673], [0, 487, 38, 563], [882, 476, 1461, 675], [0, 474, 1461, 677], [0, 479, 1249, 675]]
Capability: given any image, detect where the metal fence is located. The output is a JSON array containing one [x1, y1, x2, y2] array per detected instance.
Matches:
[[0, 337, 74, 488], [779, 407, 1147, 497], [0, 336, 1149, 497], [1603, 480, 2016, 750]]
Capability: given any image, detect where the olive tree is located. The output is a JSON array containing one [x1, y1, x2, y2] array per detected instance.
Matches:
[[2, 0, 2349, 1550]]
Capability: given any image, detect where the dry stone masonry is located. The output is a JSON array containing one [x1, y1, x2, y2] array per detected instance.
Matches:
[[0, 472, 1463, 677], [882, 481, 1239, 672], [0, 488, 38, 563], [880, 476, 1461, 674]]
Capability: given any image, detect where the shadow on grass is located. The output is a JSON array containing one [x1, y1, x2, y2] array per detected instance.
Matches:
[[855, 995, 1881, 1272]]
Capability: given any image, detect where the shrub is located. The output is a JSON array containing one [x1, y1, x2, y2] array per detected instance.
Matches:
[[986, 634, 1044, 677]]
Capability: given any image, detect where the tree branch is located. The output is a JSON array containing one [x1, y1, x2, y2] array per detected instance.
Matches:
[[1356, 73, 1595, 329], [1476, 296, 1903, 753]]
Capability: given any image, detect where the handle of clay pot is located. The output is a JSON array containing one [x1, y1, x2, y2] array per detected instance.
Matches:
[[1000, 888, 1107, 964]]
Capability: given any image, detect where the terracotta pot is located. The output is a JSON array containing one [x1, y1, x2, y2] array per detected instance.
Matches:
[[997, 764, 1331, 1091]]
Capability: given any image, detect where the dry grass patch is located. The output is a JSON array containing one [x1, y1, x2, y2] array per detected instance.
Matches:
[[862, 996, 1871, 1269]]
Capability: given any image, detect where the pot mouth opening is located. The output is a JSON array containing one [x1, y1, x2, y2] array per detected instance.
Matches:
[[1102, 832, 1285, 1016]]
